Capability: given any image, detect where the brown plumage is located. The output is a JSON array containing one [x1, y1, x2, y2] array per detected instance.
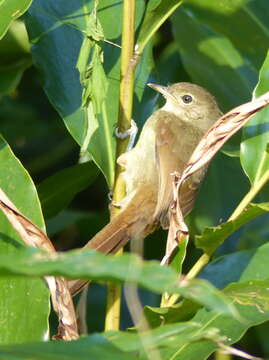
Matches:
[[68, 82, 222, 296]]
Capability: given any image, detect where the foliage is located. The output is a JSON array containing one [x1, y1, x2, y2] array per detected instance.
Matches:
[[0, 0, 269, 359]]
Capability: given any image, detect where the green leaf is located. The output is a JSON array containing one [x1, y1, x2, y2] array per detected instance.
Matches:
[[0, 334, 135, 360], [144, 300, 200, 328], [38, 161, 99, 219], [172, 242, 269, 359], [0, 247, 237, 318], [171, 7, 256, 112], [76, 4, 113, 183], [201, 249, 256, 289], [0, 136, 49, 344], [137, 0, 183, 53], [106, 322, 223, 358], [181, 0, 269, 70], [25, 0, 153, 187], [195, 202, 269, 255], [0, 0, 32, 40], [240, 50, 269, 184]]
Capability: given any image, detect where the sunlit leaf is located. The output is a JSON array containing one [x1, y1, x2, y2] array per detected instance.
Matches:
[[0, 0, 32, 40], [195, 202, 269, 255]]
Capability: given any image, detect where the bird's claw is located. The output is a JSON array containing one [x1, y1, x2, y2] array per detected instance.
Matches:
[[114, 119, 138, 151]]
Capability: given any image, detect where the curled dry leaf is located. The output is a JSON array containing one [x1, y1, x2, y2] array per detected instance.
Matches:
[[0, 188, 78, 340], [214, 341, 262, 360], [164, 91, 269, 263]]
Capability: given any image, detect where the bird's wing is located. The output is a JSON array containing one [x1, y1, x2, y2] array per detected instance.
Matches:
[[154, 112, 206, 228]]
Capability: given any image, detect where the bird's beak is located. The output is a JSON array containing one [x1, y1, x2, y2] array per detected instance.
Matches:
[[147, 83, 174, 101], [147, 83, 168, 95]]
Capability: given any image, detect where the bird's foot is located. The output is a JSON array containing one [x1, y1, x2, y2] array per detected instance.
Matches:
[[114, 119, 138, 151]]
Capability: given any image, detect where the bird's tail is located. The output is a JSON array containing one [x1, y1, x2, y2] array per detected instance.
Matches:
[[68, 186, 156, 296]]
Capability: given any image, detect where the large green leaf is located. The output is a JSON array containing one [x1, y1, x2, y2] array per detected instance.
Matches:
[[182, 0, 269, 70], [195, 202, 269, 255], [0, 137, 49, 344], [171, 7, 256, 112], [0, 247, 237, 317], [241, 50, 269, 184], [0, 0, 32, 40], [25, 0, 154, 187], [38, 161, 99, 219]]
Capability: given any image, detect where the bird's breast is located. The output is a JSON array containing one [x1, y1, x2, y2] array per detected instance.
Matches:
[[118, 120, 159, 202]]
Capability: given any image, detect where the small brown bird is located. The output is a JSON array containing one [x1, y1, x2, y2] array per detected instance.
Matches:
[[69, 82, 222, 296]]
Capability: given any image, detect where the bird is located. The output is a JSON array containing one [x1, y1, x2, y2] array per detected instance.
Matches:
[[68, 82, 222, 296]]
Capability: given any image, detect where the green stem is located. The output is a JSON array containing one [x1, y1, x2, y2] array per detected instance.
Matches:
[[164, 254, 210, 307], [214, 350, 231, 360], [105, 0, 136, 332]]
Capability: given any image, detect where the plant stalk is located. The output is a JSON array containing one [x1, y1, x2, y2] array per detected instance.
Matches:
[[163, 253, 210, 307], [104, 0, 136, 331]]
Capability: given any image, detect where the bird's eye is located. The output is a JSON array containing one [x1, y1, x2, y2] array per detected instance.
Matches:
[[182, 95, 193, 104]]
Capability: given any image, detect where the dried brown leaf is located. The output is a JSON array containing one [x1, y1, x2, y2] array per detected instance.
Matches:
[[0, 188, 78, 340]]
